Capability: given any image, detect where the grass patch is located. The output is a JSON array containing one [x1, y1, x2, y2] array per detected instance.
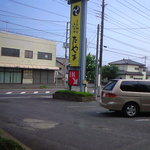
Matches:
[[55, 90, 93, 97], [39, 85, 48, 89], [0, 136, 25, 150]]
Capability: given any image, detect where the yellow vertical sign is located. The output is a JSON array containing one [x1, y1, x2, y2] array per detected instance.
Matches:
[[69, 1, 82, 67]]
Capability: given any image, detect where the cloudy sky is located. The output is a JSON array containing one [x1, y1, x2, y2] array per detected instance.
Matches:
[[0, 0, 150, 68]]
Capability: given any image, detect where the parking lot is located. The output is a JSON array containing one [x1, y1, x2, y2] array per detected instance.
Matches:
[[0, 96, 150, 150]]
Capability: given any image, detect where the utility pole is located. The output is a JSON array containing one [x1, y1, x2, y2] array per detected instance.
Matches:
[[94, 24, 100, 98], [98, 0, 105, 96], [144, 56, 147, 66], [64, 22, 69, 88], [79, 0, 88, 92]]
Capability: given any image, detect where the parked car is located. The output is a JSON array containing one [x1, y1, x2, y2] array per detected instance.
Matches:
[[99, 79, 150, 117]]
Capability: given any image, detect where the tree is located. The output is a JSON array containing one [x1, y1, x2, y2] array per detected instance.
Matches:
[[101, 65, 119, 81], [86, 53, 96, 82]]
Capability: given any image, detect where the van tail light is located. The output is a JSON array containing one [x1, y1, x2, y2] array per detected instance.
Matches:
[[102, 92, 117, 98]]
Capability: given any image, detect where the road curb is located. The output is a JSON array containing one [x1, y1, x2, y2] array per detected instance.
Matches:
[[0, 128, 31, 150]]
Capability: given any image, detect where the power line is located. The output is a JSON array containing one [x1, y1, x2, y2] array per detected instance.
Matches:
[[105, 46, 149, 57], [88, 46, 150, 60], [107, 29, 150, 45], [123, 0, 150, 19], [104, 35, 150, 53], [105, 7, 150, 38], [105, 16, 150, 41], [116, 0, 150, 21], [7, 0, 69, 19], [0, 10, 67, 23], [0, 20, 65, 37], [108, 4, 147, 27], [107, 6, 147, 28], [0, 31, 64, 45], [2, 1, 96, 27], [131, 0, 150, 12], [89, 42, 149, 57], [104, 48, 147, 59]]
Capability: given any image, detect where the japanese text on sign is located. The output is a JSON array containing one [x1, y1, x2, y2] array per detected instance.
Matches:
[[69, 1, 82, 67]]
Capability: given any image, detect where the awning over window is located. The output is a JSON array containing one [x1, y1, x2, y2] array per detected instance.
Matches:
[[0, 63, 59, 70]]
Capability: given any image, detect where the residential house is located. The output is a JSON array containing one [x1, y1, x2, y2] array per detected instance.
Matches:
[[109, 59, 146, 80], [0, 31, 59, 84], [146, 70, 150, 80], [56, 57, 69, 83]]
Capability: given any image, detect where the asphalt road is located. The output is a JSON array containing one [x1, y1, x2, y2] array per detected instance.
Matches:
[[0, 94, 150, 150]]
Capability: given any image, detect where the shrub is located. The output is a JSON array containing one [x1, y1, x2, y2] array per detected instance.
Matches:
[[0, 136, 25, 150], [55, 90, 93, 97], [39, 85, 48, 89]]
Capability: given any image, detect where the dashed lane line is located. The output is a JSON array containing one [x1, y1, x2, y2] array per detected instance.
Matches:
[[33, 91, 39, 94], [6, 92, 12, 94], [20, 92, 26, 94]]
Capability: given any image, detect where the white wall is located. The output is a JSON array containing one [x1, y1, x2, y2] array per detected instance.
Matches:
[[0, 32, 56, 68]]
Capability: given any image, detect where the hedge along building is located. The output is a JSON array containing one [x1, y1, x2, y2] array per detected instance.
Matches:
[[0, 31, 59, 84]]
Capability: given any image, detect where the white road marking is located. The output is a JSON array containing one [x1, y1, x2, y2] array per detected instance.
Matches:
[[45, 91, 50, 94], [6, 92, 12, 94], [20, 92, 26, 94], [33, 91, 38, 94], [136, 119, 150, 122]]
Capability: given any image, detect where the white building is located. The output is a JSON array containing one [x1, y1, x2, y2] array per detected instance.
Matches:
[[109, 59, 147, 80], [0, 31, 59, 84]]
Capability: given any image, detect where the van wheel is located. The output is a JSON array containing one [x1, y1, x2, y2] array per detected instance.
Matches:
[[123, 103, 139, 117]]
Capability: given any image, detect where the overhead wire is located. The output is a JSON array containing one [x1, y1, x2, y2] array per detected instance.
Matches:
[[107, 29, 150, 45], [116, 0, 150, 21], [131, 0, 150, 12], [105, 16, 150, 41], [104, 35, 150, 53], [0, 20, 65, 37], [7, 0, 69, 19], [123, 0, 150, 19], [88, 46, 149, 60]]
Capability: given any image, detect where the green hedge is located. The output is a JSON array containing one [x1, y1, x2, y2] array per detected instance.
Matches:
[[55, 90, 93, 97], [0, 136, 25, 150]]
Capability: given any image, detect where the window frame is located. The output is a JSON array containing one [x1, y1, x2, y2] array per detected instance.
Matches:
[[37, 52, 52, 60], [25, 50, 33, 59], [1, 47, 20, 57]]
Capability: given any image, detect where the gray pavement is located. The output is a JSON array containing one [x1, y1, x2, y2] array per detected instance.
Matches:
[[0, 95, 150, 150]]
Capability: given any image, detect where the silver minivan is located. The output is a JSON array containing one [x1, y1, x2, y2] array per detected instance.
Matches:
[[100, 79, 150, 117]]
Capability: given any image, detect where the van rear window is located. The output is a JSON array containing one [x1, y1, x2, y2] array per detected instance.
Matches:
[[103, 80, 118, 91], [120, 81, 138, 92], [120, 81, 150, 92]]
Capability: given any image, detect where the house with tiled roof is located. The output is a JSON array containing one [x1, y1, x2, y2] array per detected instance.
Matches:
[[56, 57, 69, 83], [109, 59, 147, 80], [146, 70, 150, 80]]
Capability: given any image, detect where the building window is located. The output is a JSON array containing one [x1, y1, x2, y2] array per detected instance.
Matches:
[[130, 75, 133, 78], [25, 50, 33, 58], [135, 67, 139, 70], [38, 52, 52, 60], [23, 70, 32, 79], [0, 68, 22, 83], [1, 47, 20, 57]]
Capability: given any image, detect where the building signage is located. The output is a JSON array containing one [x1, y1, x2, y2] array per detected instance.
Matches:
[[69, 1, 82, 67], [68, 70, 79, 86]]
